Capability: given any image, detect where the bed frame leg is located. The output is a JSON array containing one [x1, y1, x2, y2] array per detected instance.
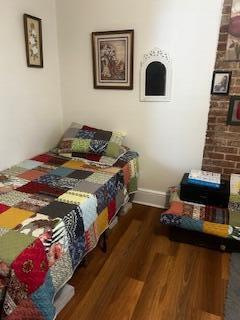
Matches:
[[99, 230, 108, 253]]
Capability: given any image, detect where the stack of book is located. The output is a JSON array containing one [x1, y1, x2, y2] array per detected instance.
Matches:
[[187, 170, 221, 189]]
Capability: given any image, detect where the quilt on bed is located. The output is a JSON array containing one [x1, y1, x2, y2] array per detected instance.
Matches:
[[0, 150, 139, 320], [160, 186, 240, 242]]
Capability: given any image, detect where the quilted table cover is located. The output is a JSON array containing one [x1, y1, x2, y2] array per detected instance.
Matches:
[[160, 186, 240, 241], [0, 150, 139, 319]]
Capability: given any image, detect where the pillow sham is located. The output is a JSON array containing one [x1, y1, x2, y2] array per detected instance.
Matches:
[[57, 122, 126, 159]]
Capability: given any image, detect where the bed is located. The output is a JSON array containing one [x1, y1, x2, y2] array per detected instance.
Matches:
[[160, 184, 240, 243], [0, 147, 139, 319]]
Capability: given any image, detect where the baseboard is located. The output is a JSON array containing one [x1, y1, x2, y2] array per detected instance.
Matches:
[[133, 188, 167, 209]]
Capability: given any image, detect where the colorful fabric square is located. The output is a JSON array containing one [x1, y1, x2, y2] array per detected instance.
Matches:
[[0, 176, 29, 191], [0, 227, 9, 237], [108, 199, 116, 222], [11, 238, 48, 294], [18, 169, 46, 181], [0, 230, 35, 264], [62, 206, 84, 242], [85, 223, 97, 253], [95, 184, 108, 214], [36, 174, 61, 186], [2, 166, 27, 177], [161, 213, 182, 226], [57, 190, 90, 206], [62, 160, 85, 170], [46, 156, 67, 166], [78, 194, 97, 231], [50, 250, 73, 293], [89, 140, 107, 154], [0, 204, 10, 214], [179, 216, 203, 232], [54, 177, 79, 189], [38, 201, 77, 219], [18, 160, 42, 170], [68, 234, 85, 269], [68, 169, 93, 180], [73, 180, 101, 194], [14, 195, 50, 213], [0, 208, 33, 229], [16, 213, 53, 238], [48, 167, 74, 177], [47, 218, 69, 267], [116, 189, 125, 211], [76, 129, 95, 139], [128, 176, 138, 193], [0, 191, 29, 207], [95, 208, 108, 238], [17, 182, 66, 198], [86, 172, 113, 185], [4, 298, 44, 320], [31, 153, 55, 163], [203, 221, 229, 238], [72, 138, 91, 153], [31, 271, 55, 320], [106, 175, 118, 201], [3, 270, 28, 316]]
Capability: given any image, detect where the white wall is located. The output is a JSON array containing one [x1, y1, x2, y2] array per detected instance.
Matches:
[[0, 0, 62, 170], [56, 0, 223, 194]]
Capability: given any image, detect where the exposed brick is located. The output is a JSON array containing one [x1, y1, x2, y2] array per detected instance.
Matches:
[[228, 140, 240, 147], [225, 154, 240, 162], [215, 146, 238, 153], [223, 168, 240, 175], [207, 152, 224, 160]]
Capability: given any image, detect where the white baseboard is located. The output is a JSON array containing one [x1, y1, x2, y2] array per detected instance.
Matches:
[[133, 188, 167, 209]]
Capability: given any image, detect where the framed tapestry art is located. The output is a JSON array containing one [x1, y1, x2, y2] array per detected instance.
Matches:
[[226, 0, 240, 61], [227, 96, 240, 125], [92, 30, 134, 89], [23, 14, 43, 68]]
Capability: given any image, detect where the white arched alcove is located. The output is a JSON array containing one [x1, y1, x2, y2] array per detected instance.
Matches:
[[140, 48, 172, 102]]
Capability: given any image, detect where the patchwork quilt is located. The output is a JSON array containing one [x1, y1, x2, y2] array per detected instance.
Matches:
[[160, 186, 240, 241], [0, 150, 139, 319]]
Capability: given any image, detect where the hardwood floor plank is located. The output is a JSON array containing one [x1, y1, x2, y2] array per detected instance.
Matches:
[[103, 277, 144, 320], [131, 253, 175, 320]]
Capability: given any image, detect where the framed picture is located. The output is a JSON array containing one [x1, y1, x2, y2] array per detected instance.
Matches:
[[211, 71, 231, 95], [227, 96, 240, 125], [23, 14, 43, 68], [92, 30, 134, 89], [226, 0, 240, 61]]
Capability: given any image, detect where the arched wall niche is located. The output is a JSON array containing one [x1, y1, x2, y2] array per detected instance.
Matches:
[[140, 48, 172, 102]]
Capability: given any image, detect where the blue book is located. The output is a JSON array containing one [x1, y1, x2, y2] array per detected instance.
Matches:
[[187, 178, 221, 189]]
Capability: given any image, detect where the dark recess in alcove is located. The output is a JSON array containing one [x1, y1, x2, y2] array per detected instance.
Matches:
[[145, 61, 166, 96]]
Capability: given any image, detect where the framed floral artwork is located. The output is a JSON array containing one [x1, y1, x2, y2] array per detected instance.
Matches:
[[92, 30, 134, 89], [23, 14, 43, 68]]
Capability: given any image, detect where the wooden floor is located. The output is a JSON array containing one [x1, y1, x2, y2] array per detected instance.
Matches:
[[57, 204, 230, 320]]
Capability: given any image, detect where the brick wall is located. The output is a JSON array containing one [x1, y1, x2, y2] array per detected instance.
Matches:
[[202, 0, 240, 179]]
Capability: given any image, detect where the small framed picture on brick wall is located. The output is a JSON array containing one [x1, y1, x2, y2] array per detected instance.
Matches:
[[227, 96, 240, 125], [211, 71, 232, 95]]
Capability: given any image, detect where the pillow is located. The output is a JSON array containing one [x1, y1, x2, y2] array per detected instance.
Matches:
[[57, 122, 126, 159]]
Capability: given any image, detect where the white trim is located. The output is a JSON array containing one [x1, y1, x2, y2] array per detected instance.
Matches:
[[133, 188, 167, 208], [140, 48, 172, 102]]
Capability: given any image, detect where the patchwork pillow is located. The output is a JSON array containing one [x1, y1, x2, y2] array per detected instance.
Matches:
[[57, 122, 126, 159]]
